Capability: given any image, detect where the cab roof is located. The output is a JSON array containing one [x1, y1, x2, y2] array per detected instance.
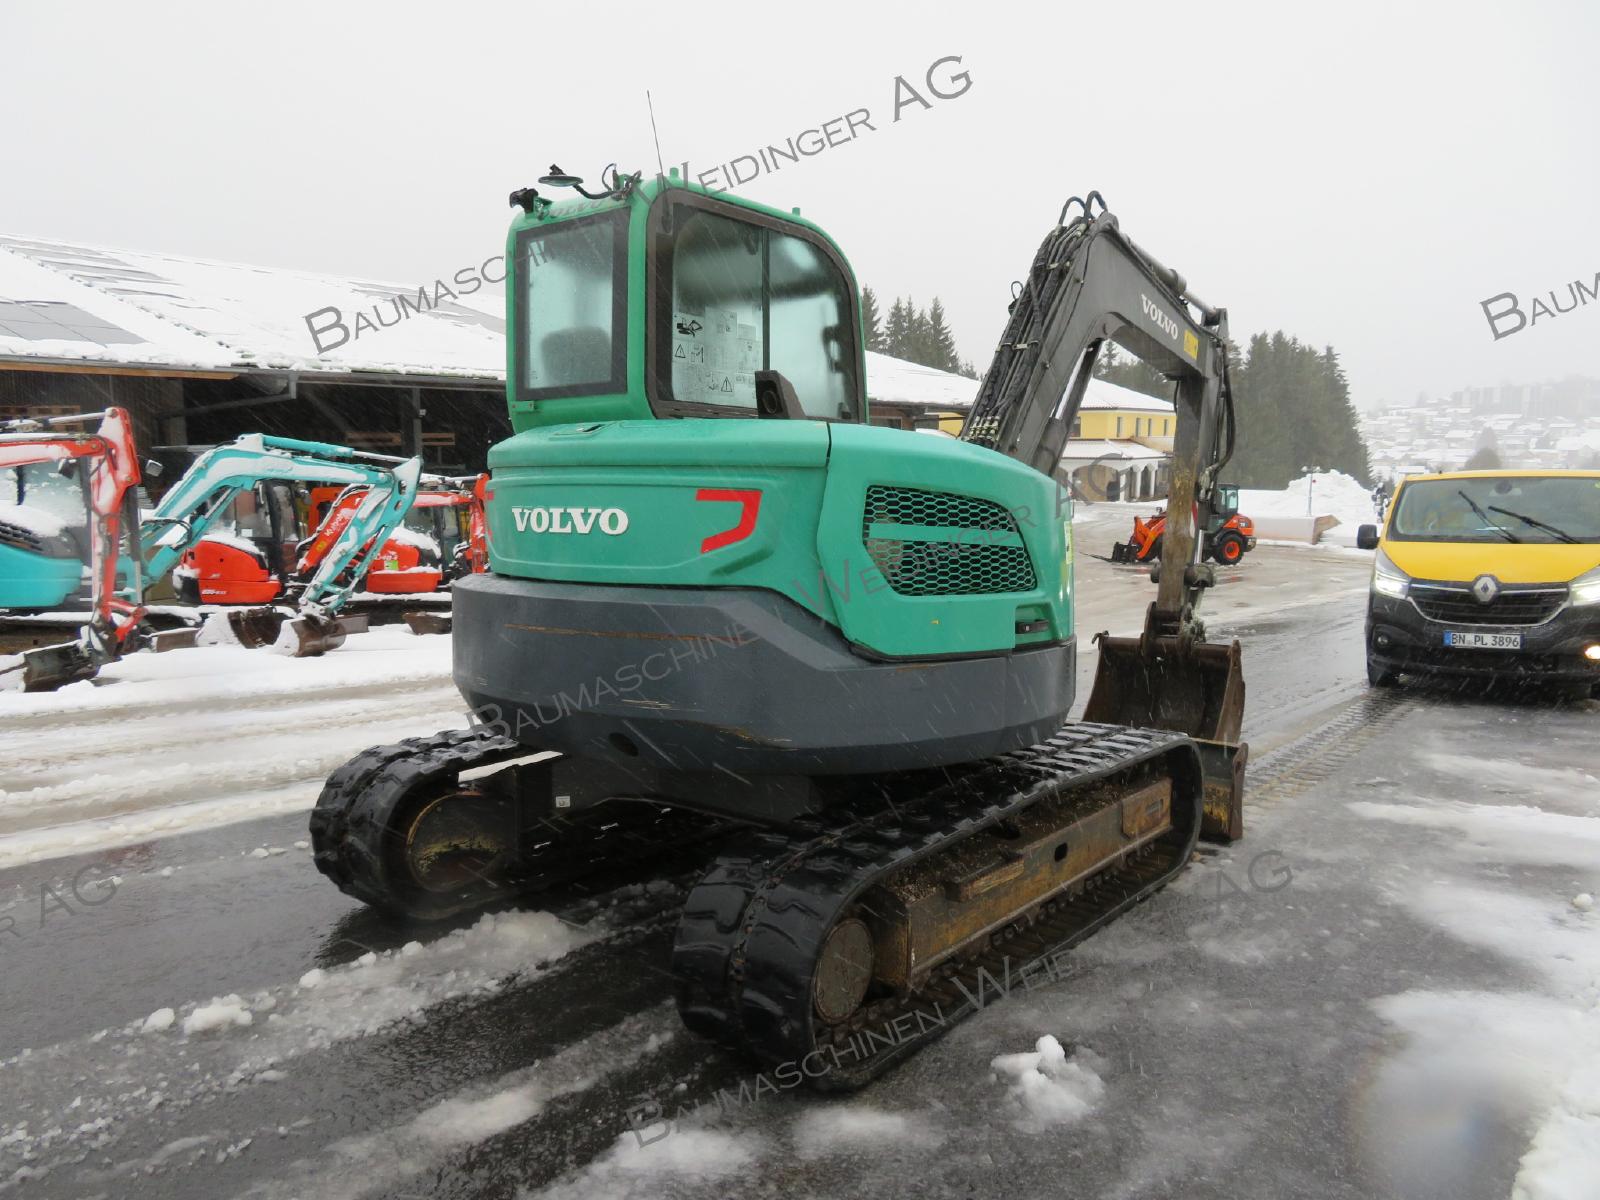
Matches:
[[1400, 468, 1600, 483]]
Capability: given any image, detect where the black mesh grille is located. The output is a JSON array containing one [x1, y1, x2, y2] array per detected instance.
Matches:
[[0, 518, 47, 555], [1410, 584, 1567, 627], [861, 485, 1037, 596]]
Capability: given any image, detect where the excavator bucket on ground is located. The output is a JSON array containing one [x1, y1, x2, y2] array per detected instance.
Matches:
[[1084, 632, 1247, 841], [0, 641, 99, 693], [225, 609, 365, 655], [402, 611, 452, 636]]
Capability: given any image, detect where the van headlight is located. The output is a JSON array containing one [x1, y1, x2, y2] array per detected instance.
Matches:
[[1571, 564, 1600, 607], [1372, 547, 1410, 598]]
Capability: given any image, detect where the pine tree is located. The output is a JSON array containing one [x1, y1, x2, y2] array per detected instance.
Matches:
[[906, 301, 933, 367], [1225, 333, 1373, 488], [927, 298, 960, 372], [861, 287, 884, 353], [885, 297, 910, 360], [1094, 343, 1169, 402]]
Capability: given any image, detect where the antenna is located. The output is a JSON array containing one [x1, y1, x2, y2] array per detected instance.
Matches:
[[646, 90, 667, 183]]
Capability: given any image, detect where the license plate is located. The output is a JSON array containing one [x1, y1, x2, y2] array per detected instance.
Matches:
[[1444, 630, 1522, 650]]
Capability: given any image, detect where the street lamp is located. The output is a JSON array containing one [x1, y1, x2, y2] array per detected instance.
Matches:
[[1304, 465, 1323, 516]]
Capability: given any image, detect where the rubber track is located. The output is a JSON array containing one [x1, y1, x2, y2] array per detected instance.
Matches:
[[671, 721, 1204, 1088], [309, 728, 526, 916], [311, 727, 739, 919]]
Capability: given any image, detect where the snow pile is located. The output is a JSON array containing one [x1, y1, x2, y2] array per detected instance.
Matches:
[[1240, 471, 1378, 547], [181, 995, 254, 1035], [990, 1035, 1106, 1127]]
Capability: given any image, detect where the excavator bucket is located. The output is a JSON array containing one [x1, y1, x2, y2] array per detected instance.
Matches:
[[280, 612, 366, 657], [225, 608, 366, 655], [226, 607, 288, 649], [0, 640, 100, 693], [1084, 634, 1247, 842], [403, 611, 452, 636]]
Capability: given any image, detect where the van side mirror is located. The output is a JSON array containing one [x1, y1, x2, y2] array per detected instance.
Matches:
[[1356, 524, 1379, 550]]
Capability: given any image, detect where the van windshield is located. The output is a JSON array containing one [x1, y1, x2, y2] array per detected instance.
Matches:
[[1389, 475, 1600, 544]]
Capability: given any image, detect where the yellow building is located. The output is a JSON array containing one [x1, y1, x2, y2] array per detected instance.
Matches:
[[1057, 379, 1176, 501]]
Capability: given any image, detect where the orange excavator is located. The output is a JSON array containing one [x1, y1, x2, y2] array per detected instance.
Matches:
[[177, 474, 487, 605]]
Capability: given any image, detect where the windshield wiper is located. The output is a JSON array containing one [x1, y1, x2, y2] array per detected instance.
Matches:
[[1457, 490, 1519, 542], [1487, 505, 1579, 544]]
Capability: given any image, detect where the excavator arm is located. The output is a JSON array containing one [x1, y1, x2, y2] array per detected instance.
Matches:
[[962, 194, 1235, 638], [962, 194, 1246, 839], [142, 434, 424, 652]]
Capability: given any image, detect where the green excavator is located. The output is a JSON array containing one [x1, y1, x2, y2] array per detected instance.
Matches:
[[312, 170, 1247, 1086]]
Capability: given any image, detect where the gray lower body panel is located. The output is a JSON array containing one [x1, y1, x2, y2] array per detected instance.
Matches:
[[451, 573, 1075, 776]]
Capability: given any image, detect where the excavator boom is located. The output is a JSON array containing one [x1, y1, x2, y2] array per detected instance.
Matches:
[[962, 195, 1246, 837]]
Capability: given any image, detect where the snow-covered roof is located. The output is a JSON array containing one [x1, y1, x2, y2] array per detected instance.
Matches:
[[862, 350, 978, 409], [1057, 439, 1169, 462], [1079, 378, 1175, 413], [0, 233, 507, 380], [0, 233, 980, 411]]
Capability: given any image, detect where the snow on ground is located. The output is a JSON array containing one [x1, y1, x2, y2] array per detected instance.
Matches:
[[790, 1105, 941, 1159], [532, 1128, 760, 1200], [0, 621, 451, 722], [1241, 470, 1379, 547], [0, 624, 463, 867], [0, 909, 603, 1190], [1350, 743, 1600, 1200]]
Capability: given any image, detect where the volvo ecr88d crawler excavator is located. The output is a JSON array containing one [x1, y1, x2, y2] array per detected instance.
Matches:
[[312, 172, 1246, 1087]]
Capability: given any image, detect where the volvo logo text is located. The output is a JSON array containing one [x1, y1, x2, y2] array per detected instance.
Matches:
[[512, 506, 629, 535], [1140, 293, 1181, 343]]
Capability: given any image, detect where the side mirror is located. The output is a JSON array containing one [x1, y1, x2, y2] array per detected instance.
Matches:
[[1356, 524, 1380, 550], [754, 370, 805, 420]]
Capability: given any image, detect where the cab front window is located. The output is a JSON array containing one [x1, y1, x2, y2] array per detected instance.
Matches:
[[652, 199, 860, 421], [1390, 475, 1600, 544]]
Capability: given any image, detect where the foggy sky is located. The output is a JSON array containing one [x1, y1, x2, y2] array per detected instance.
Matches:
[[6, 0, 1597, 409]]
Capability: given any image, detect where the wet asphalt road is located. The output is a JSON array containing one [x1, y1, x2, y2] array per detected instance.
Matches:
[[2, 532, 1593, 1199]]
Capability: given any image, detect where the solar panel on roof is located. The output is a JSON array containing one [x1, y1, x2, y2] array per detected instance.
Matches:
[[0, 300, 142, 345]]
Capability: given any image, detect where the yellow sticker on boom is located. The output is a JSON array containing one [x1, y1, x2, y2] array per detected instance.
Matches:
[[1183, 330, 1200, 360]]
